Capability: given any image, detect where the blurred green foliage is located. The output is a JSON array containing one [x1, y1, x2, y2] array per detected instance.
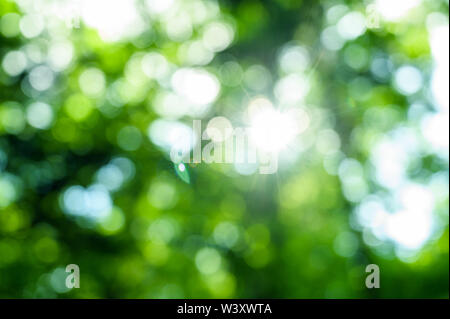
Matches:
[[0, 0, 448, 298]]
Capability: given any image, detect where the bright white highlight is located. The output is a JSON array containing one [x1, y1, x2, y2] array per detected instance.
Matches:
[[202, 21, 234, 52], [430, 24, 449, 112], [48, 41, 74, 71], [145, 0, 175, 15], [338, 158, 368, 202], [250, 108, 299, 153], [278, 45, 310, 73], [375, 0, 422, 22], [26, 102, 54, 129], [387, 184, 434, 250], [356, 182, 435, 252], [79, 68, 106, 98], [421, 112, 449, 158], [81, 0, 145, 42], [148, 119, 196, 155], [2, 50, 27, 76], [153, 91, 189, 119], [337, 11, 367, 40], [19, 14, 45, 38], [62, 184, 112, 220], [142, 52, 171, 81], [394, 65, 423, 95], [274, 74, 309, 104], [206, 116, 233, 142], [29, 65, 55, 91], [321, 26, 345, 51], [171, 68, 220, 106]]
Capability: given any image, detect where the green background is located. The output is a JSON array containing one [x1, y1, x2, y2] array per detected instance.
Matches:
[[0, 0, 448, 298]]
